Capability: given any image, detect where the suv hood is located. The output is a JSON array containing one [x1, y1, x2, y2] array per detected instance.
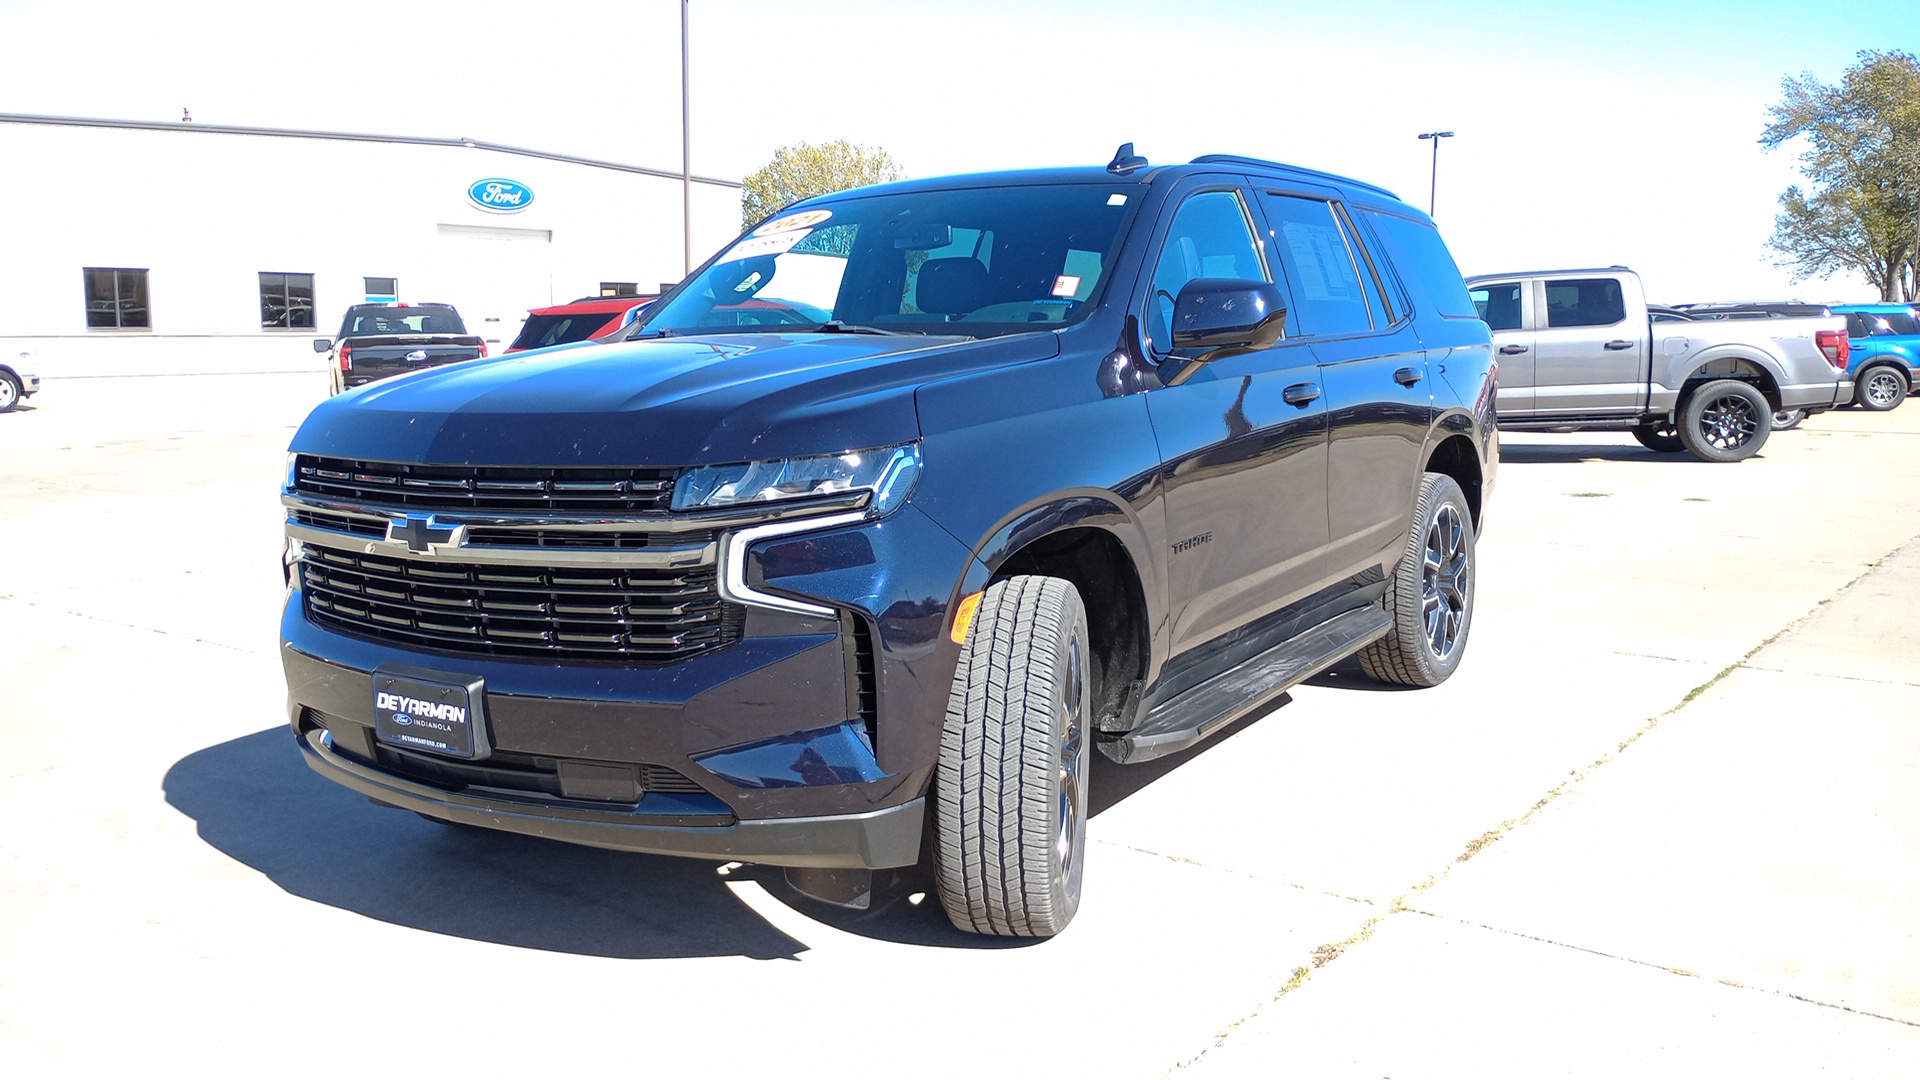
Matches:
[[291, 331, 1058, 466]]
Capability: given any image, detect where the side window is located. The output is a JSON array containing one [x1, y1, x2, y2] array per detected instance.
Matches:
[[1256, 193, 1371, 336], [1354, 214, 1410, 325], [1359, 210, 1478, 319], [1145, 190, 1268, 355], [1844, 313, 1874, 337], [1469, 283, 1523, 331], [1544, 278, 1627, 328]]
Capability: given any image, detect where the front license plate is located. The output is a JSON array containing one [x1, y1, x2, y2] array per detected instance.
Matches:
[[372, 665, 489, 759]]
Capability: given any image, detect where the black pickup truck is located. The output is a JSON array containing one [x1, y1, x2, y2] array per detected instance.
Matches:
[[280, 148, 1497, 937], [314, 303, 488, 395]]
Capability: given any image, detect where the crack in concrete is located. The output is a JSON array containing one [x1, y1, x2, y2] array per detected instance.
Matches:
[[1165, 536, 1920, 1075], [0, 597, 263, 657], [1397, 909, 1920, 1030]]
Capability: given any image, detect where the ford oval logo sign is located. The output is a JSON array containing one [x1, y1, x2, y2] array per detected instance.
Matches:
[[468, 178, 533, 213]]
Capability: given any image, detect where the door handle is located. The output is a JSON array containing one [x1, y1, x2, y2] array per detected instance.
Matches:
[[1603, 340, 1635, 350], [1393, 366, 1422, 387], [1282, 382, 1321, 406], [1499, 344, 1529, 355]]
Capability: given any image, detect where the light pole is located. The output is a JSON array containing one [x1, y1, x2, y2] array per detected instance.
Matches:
[[1418, 131, 1454, 217], [681, 0, 692, 276]]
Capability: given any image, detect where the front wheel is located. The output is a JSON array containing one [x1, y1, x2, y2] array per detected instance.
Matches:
[[1358, 473, 1476, 688], [0, 371, 20, 413], [1858, 366, 1908, 411], [934, 576, 1091, 937], [1679, 379, 1770, 462], [1770, 408, 1805, 431]]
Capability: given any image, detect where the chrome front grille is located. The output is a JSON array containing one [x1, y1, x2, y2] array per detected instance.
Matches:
[[293, 455, 675, 513], [299, 545, 741, 663]]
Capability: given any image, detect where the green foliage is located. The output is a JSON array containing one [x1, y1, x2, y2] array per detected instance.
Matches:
[[1760, 51, 1920, 300], [740, 141, 905, 231]]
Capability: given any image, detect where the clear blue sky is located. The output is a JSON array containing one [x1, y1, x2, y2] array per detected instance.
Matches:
[[2, 0, 1914, 301]]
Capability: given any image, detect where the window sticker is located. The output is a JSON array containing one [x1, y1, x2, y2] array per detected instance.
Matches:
[[752, 209, 834, 236], [1052, 274, 1082, 298], [720, 228, 812, 263], [1107, 193, 1128, 206]]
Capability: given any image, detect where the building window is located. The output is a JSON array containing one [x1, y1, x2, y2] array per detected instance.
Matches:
[[364, 277, 397, 302], [84, 267, 151, 329], [600, 281, 640, 297], [260, 272, 316, 329]]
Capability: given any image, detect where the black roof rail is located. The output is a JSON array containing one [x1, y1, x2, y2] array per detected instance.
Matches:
[[1189, 154, 1399, 199]]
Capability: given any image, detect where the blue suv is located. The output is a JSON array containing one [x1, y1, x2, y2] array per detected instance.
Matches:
[[1834, 304, 1920, 411]]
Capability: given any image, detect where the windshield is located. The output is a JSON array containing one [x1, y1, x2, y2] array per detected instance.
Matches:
[[642, 183, 1137, 337]]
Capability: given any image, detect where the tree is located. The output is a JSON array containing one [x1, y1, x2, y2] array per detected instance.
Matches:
[[740, 141, 905, 231], [1760, 51, 1920, 300]]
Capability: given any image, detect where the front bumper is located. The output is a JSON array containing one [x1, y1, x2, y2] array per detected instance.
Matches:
[[298, 723, 924, 868], [280, 500, 977, 869]]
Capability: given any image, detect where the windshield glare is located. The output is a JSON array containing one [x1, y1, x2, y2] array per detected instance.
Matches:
[[644, 184, 1135, 336]]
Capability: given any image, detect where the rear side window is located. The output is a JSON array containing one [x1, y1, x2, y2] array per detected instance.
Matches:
[[1544, 279, 1626, 328], [1469, 283, 1523, 331], [1358, 210, 1477, 319], [1257, 193, 1372, 336]]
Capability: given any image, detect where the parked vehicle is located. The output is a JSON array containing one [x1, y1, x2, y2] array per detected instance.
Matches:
[[279, 148, 1498, 937], [0, 352, 39, 413], [1465, 268, 1850, 461], [505, 296, 656, 354], [1832, 304, 1920, 412], [313, 303, 488, 395]]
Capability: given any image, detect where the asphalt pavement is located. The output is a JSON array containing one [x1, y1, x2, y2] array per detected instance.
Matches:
[[1, 371, 1916, 1078]]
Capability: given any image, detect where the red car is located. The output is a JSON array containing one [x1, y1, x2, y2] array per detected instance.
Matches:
[[504, 295, 655, 353]]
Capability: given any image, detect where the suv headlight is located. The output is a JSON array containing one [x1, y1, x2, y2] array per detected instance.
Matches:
[[672, 443, 921, 515]]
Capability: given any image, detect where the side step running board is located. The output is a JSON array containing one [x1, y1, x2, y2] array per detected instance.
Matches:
[[1105, 607, 1393, 765]]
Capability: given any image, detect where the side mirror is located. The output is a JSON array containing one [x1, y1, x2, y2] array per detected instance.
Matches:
[[311, 338, 333, 353], [1157, 279, 1288, 385]]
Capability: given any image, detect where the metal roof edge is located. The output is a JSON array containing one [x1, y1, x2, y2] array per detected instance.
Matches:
[[0, 112, 744, 189]]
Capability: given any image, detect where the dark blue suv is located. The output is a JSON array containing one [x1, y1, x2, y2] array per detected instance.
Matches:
[[279, 149, 1497, 937]]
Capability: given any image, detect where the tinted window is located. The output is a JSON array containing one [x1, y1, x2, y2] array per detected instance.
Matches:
[[1470, 283, 1523, 331], [1883, 312, 1919, 335], [1146, 190, 1269, 354], [1258, 193, 1371, 336], [1544, 278, 1626, 328], [1357, 210, 1477, 319], [83, 267, 150, 329], [260, 272, 315, 329]]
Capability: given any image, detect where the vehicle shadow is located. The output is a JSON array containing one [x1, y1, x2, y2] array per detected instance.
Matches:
[[165, 709, 1270, 954], [1498, 442, 1732, 465], [163, 727, 811, 960]]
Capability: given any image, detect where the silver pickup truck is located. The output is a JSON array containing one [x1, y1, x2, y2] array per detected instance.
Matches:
[[1465, 268, 1851, 461]]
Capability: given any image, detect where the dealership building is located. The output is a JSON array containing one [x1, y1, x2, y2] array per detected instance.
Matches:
[[0, 113, 744, 378]]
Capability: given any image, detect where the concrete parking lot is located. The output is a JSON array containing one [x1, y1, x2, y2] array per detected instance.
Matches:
[[2, 371, 1917, 1078]]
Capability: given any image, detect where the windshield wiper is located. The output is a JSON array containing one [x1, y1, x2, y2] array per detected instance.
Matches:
[[806, 320, 923, 336]]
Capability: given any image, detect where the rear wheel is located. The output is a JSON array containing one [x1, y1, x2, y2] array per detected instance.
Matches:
[[1858, 366, 1908, 411], [1632, 419, 1685, 453], [1358, 473, 1476, 688], [0, 371, 20, 413], [934, 576, 1090, 937], [1770, 408, 1805, 431], [1679, 380, 1769, 462]]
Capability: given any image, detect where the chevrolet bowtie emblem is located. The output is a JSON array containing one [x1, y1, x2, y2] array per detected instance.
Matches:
[[387, 514, 466, 554]]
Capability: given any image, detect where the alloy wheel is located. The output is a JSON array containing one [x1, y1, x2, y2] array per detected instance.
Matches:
[[1422, 504, 1470, 660]]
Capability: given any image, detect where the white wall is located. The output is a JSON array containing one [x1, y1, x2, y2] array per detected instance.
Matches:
[[0, 121, 741, 377]]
